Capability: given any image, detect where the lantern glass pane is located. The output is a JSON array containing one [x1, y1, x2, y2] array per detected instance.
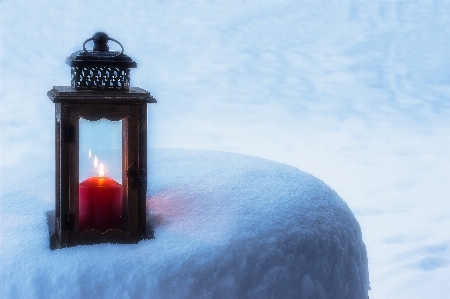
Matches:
[[79, 118, 122, 182], [78, 118, 124, 233]]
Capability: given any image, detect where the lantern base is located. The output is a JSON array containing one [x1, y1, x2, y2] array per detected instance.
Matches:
[[47, 210, 154, 250]]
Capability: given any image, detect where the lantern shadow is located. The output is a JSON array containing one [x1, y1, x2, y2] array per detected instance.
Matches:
[[146, 209, 164, 230], [46, 210, 55, 239]]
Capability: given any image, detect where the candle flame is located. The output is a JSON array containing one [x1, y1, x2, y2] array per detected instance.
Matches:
[[99, 163, 105, 178], [90, 153, 107, 178]]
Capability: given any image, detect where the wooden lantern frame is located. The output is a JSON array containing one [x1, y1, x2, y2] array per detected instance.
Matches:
[[48, 86, 156, 249]]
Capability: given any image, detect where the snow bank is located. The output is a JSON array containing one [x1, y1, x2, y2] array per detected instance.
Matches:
[[0, 149, 369, 298]]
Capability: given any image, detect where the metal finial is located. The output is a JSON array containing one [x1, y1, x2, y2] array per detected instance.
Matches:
[[92, 32, 109, 52]]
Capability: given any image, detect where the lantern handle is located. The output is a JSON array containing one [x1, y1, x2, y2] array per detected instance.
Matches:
[[82, 35, 124, 58]]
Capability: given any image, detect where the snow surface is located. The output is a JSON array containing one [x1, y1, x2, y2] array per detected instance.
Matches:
[[1, 1, 450, 298], [0, 149, 369, 299]]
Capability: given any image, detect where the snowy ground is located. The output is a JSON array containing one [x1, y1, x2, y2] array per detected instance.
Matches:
[[1, 1, 449, 298], [0, 149, 369, 298]]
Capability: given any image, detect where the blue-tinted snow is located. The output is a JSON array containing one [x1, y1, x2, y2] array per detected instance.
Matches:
[[1, 0, 449, 298], [0, 149, 369, 299]]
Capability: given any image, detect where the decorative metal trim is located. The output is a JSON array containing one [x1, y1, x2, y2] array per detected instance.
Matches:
[[71, 67, 131, 90]]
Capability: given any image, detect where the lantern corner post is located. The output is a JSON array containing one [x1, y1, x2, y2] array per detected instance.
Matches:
[[138, 102, 148, 240], [47, 95, 72, 249]]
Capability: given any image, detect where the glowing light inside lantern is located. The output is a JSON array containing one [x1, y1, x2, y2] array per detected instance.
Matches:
[[94, 156, 98, 169], [88, 150, 92, 158]]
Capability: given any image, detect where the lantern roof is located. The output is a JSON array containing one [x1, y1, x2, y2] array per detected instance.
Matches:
[[66, 32, 137, 90], [66, 32, 137, 68]]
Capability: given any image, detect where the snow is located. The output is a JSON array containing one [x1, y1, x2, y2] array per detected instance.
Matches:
[[1, 0, 449, 298], [0, 149, 369, 299]]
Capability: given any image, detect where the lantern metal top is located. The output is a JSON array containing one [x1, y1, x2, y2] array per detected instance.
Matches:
[[66, 32, 137, 68], [66, 32, 137, 90]]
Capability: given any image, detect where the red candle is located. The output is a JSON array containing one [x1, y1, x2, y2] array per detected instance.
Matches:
[[79, 173, 122, 233]]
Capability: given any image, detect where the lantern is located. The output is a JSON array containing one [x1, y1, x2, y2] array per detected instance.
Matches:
[[48, 32, 156, 249]]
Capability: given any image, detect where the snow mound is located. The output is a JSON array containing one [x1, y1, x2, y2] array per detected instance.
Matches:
[[0, 149, 369, 299]]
